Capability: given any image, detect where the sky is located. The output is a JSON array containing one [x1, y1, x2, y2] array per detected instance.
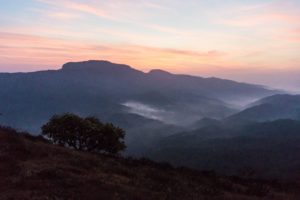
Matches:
[[0, 0, 300, 91]]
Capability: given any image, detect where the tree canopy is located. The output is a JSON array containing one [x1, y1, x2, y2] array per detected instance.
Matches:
[[42, 113, 126, 154]]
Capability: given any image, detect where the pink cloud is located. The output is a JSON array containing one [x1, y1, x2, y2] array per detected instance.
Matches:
[[219, 11, 300, 27], [36, 0, 180, 35], [217, 0, 300, 29], [284, 28, 300, 42], [0, 32, 227, 72], [31, 8, 81, 20]]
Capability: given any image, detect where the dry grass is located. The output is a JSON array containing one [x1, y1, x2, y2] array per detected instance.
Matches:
[[0, 127, 299, 200]]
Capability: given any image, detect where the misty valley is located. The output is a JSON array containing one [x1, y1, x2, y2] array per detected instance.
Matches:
[[1, 60, 299, 182]]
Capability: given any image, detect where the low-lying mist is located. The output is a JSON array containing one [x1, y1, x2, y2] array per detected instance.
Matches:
[[121, 101, 227, 126], [122, 101, 176, 124]]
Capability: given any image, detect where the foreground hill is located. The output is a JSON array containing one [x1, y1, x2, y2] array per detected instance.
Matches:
[[0, 127, 299, 200], [227, 94, 300, 122]]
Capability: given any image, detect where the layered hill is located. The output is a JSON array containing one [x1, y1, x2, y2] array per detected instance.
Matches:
[[146, 94, 300, 179], [228, 94, 300, 122], [0, 60, 277, 133], [0, 127, 299, 200]]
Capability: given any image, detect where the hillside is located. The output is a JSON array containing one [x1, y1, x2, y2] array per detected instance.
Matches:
[[148, 119, 300, 180], [0, 127, 299, 200], [227, 94, 300, 122]]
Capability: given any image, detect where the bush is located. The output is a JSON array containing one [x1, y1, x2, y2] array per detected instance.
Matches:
[[41, 113, 126, 154]]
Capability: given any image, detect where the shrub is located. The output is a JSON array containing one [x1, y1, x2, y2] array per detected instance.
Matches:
[[41, 113, 126, 154]]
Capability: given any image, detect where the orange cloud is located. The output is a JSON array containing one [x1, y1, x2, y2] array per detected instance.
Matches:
[[0, 32, 227, 72], [0, 31, 298, 74]]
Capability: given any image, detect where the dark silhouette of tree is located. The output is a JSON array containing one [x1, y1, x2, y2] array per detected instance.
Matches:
[[42, 113, 126, 154]]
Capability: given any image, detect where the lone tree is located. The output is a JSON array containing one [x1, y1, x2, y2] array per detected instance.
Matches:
[[42, 113, 126, 154]]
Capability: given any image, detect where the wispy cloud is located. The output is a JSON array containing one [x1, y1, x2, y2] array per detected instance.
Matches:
[[36, 0, 115, 20], [218, 12, 300, 27], [34, 0, 182, 35], [31, 7, 81, 20], [214, 0, 300, 48], [35, 0, 168, 23], [281, 28, 300, 43]]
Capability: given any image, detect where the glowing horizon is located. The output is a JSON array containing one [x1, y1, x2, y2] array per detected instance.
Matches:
[[0, 0, 300, 91]]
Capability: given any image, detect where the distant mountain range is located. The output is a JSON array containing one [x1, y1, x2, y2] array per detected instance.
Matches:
[[0, 60, 277, 133]]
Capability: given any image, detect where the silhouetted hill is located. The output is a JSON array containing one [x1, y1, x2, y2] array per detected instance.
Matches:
[[146, 67, 277, 103], [0, 127, 299, 200], [228, 94, 300, 122], [62, 60, 139, 75]]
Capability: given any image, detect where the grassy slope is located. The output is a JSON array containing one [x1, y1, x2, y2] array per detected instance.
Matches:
[[0, 127, 299, 200]]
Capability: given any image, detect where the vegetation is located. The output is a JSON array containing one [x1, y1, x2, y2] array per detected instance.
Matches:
[[42, 113, 126, 154], [0, 127, 299, 200]]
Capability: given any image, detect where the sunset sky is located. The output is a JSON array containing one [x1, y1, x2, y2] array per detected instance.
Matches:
[[0, 0, 300, 91]]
